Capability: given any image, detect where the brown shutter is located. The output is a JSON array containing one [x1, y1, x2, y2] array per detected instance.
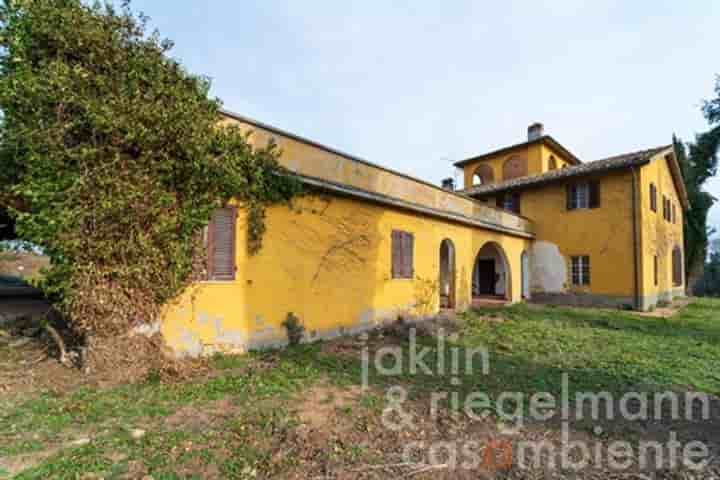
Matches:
[[672, 248, 683, 286], [650, 184, 657, 212], [405, 233, 414, 278], [512, 192, 521, 214], [208, 207, 237, 281], [391, 230, 401, 278], [496, 195, 504, 209], [589, 181, 601, 208], [566, 184, 574, 210]]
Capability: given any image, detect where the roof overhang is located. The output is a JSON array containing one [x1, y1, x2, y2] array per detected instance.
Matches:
[[454, 135, 582, 168], [661, 148, 691, 210]]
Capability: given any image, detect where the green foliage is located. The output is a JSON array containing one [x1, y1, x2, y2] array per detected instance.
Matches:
[[698, 239, 720, 296], [675, 76, 720, 290], [281, 312, 305, 346], [0, 0, 300, 337]]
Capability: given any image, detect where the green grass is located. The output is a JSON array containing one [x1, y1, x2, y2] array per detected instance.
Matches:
[[2, 298, 719, 478], [460, 298, 720, 397]]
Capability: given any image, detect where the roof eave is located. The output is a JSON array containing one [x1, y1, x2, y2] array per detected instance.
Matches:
[[465, 158, 652, 197], [453, 136, 581, 168]]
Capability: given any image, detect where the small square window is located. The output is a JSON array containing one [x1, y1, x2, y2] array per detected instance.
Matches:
[[571, 256, 591, 286]]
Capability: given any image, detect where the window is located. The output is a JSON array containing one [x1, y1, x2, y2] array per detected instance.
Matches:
[[207, 207, 237, 281], [391, 230, 414, 279], [654, 256, 658, 286], [672, 204, 677, 224], [672, 247, 683, 287], [567, 181, 600, 210], [497, 192, 521, 214], [650, 184, 657, 212], [663, 196, 672, 222], [548, 156, 558, 170], [571, 256, 591, 286]]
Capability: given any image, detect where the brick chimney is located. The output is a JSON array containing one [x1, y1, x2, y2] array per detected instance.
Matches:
[[528, 122, 544, 141]]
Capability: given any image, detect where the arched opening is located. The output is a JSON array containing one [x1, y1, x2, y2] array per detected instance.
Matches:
[[548, 155, 558, 171], [439, 239, 456, 309], [472, 164, 494, 186], [502, 155, 527, 180], [473, 242, 511, 301], [521, 251, 530, 299]]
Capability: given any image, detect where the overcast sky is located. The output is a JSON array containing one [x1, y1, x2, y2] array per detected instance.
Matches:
[[121, 0, 720, 236]]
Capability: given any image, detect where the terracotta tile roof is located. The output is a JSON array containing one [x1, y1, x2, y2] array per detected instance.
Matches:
[[461, 145, 673, 196]]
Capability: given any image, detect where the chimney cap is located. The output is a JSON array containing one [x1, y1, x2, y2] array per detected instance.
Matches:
[[528, 122, 544, 141]]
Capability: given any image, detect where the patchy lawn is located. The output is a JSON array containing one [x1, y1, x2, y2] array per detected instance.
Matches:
[[1, 298, 719, 478]]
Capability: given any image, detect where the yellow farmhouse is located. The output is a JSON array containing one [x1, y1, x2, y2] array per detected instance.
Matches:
[[161, 114, 688, 356]]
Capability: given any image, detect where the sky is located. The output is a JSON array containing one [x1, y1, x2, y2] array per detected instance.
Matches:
[[119, 0, 720, 236]]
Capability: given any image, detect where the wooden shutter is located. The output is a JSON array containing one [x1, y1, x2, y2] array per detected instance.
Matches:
[[654, 256, 658, 286], [672, 248, 682, 287], [391, 230, 414, 279], [512, 192, 521, 214], [566, 185, 574, 210], [208, 207, 237, 281], [496, 195, 504, 209], [650, 184, 657, 212], [404, 232, 414, 278], [391, 230, 401, 278], [589, 181, 601, 209]]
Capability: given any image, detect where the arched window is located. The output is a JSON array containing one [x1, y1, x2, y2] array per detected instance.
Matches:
[[548, 156, 558, 171], [502, 155, 527, 180], [472, 164, 494, 186]]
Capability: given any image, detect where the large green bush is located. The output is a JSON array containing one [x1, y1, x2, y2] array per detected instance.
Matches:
[[0, 0, 299, 341]]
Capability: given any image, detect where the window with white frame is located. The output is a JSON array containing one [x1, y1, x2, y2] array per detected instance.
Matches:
[[570, 184, 589, 209], [571, 256, 591, 286]]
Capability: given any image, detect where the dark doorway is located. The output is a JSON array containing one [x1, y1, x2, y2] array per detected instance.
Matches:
[[476, 260, 496, 295], [439, 239, 456, 309]]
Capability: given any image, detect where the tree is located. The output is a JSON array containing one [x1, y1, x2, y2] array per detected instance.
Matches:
[[675, 76, 720, 292], [698, 239, 720, 297], [0, 0, 299, 368]]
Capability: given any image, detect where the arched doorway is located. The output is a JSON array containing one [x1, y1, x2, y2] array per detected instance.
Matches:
[[439, 239, 456, 309], [521, 251, 530, 299], [473, 242, 511, 300]]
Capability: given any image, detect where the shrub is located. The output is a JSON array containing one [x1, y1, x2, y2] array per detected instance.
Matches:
[[0, 0, 300, 358]]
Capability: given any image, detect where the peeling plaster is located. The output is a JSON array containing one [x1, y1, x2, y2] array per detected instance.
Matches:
[[531, 241, 567, 293]]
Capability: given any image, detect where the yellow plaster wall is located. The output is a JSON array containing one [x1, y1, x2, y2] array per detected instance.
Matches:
[[462, 143, 574, 189], [540, 144, 571, 171], [638, 154, 685, 301], [462, 146, 528, 188], [219, 116, 532, 236], [161, 194, 529, 356], [491, 170, 637, 300]]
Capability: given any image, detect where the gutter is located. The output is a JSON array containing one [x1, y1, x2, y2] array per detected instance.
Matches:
[[631, 166, 642, 310]]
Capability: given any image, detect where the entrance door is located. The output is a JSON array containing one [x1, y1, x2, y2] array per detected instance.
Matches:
[[477, 260, 496, 295]]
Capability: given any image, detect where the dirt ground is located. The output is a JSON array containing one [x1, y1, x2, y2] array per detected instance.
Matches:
[[2, 300, 720, 479]]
